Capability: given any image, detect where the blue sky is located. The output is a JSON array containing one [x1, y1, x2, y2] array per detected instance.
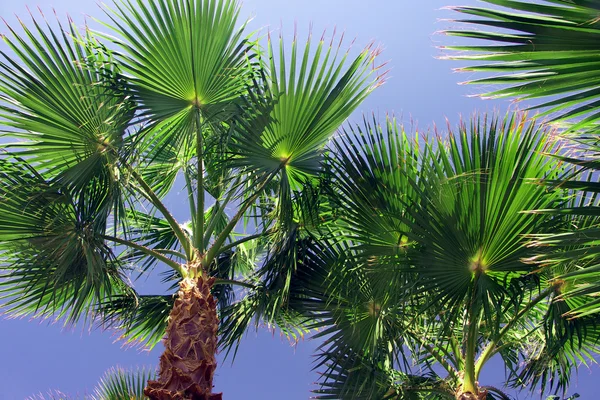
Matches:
[[1, 1, 599, 399]]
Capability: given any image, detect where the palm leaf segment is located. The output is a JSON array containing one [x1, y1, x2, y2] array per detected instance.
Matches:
[[100, 0, 255, 215], [0, 158, 131, 322], [444, 0, 600, 131], [26, 366, 155, 400], [302, 114, 575, 398], [228, 32, 384, 236], [340, 113, 562, 317]]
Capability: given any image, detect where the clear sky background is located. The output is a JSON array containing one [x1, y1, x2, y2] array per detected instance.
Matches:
[[1, 1, 599, 399]]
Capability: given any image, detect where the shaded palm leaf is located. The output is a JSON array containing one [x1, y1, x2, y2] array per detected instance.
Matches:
[[98, 293, 173, 349], [0, 157, 132, 323], [118, 209, 182, 274]]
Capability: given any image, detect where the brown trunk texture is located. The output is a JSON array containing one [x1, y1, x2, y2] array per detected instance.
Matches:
[[144, 275, 222, 400]]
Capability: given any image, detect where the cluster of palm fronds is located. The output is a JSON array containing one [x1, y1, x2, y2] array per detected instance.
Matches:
[[3, 0, 600, 399]]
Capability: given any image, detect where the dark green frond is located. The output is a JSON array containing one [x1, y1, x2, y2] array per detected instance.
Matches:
[[0, 157, 132, 323], [98, 293, 173, 349]]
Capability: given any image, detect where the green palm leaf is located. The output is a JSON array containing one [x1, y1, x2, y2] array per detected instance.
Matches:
[[0, 17, 134, 195], [92, 366, 154, 400], [443, 0, 600, 324], [334, 114, 563, 318], [101, 0, 255, 213], [444, 0, 600, 131], [233, 33, 383, 185], [229, 33, 383, 232], [0, 157, 132, 323], [99, 294, 173, 349], [303, 113, 577, 398], [103, 0, 251, 119]]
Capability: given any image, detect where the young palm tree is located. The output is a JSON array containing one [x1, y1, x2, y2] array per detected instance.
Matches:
[[443, 0, 600, 318], [263, 114, 600, 399], [0, 0, 382, 398]]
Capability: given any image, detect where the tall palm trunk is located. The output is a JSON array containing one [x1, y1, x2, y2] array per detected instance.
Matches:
[[144, 273, 222, 400]]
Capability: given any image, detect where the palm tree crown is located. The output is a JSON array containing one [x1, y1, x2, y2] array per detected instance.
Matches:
[[0, 0, 382, 398]]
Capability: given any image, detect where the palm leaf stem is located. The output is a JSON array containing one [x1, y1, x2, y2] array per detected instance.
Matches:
[[102, 235, 184, 274], [194, 109, 205, 254], [202, 176, 242, 249], [153, 249, 187, 259], [451, 336, 465, 371], [218, 232, 264, 255], [125, 163, 193, 260], [202, 170, 278, 269], [184, 167, 197, 232], [474, 284, 556, 379], [213, 278, 255, 289], [416, 339, 461, 381], [463, 300, 481, 394]]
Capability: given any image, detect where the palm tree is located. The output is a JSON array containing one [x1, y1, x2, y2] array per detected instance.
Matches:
[[267, 113, 600, 399], [443, 0, 600, 318], [0, 0, 382, 398]]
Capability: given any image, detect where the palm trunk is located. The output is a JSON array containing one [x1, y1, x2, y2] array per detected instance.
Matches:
[[144, 274, 222, 400]]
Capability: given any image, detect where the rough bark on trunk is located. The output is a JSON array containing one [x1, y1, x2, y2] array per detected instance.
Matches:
[[144, 275, 222, 400]]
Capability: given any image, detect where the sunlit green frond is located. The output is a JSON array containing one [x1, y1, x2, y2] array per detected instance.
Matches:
[[444, 0, 600, 131], [234, 33, 382, 184], [444, 0, 600, 328], [92, 366, 155, 400], [102, 0, 251, 120], [228, 32, 383, 234], [100, 0, 255, 212], [0, 16, 134, 195]]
